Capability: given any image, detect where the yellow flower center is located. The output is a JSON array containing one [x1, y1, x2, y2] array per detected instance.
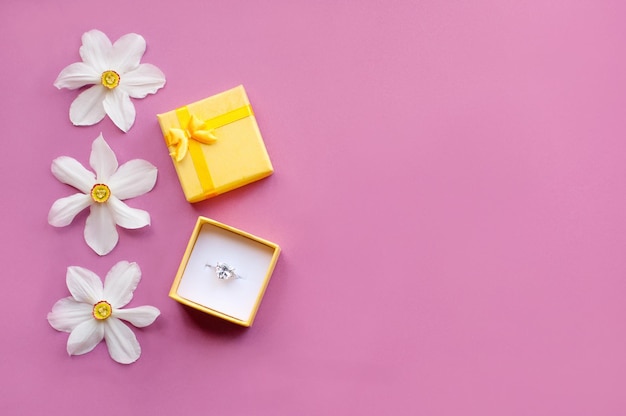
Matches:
[[101, 70, 120, 89], [90, 183, 111, 203], [93, 301, 112, 320]]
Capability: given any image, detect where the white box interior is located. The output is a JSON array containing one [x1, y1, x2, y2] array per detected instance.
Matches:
[[176, 222, 276, 322]]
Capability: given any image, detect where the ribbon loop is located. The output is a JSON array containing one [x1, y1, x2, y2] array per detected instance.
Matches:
[[187, 114, 218, 144], [166, 128, 189, 162], [167, 114, 218, 162]]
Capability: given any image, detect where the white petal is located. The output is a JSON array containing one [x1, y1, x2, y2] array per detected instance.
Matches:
[[79, 29, 112, 72], [51, 156, 96, 194], [67, 319, 104, 356], [110, 33, 146, 73], [90, 134, 118, 182], [113, 306, 160, 328], [48, 193, 92, 227], [84, 203, 118, 256], [69, 85, 107, 127], [47, 297, 92, 333], [108, 159, 157, 200], [103, 261, 141, 308], [66, 266, 103, 304], [107, 197, 150, 229], [120, 64, 166, 99], [104, 318, 141, 364], [103, 88, 135, 132], [54, 62, 100, 90]]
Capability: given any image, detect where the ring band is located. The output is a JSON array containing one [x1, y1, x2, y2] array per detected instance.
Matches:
[[205, 262, 243, 280]]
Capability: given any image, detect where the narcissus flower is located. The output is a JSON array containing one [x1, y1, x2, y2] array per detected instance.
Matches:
[[47, 261, 160, 364], [48, 134, 157, 255], [54, 29, 166, 132]]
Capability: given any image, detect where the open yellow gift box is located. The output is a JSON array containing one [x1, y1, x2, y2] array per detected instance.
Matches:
[[169, 217, 281, 326], [157, 85, 274, 203]]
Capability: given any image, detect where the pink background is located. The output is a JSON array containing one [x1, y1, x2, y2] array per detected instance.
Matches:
[[1, 0, 625, 414]]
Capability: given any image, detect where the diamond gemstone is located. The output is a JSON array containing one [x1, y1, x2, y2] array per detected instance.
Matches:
[[215, 262, 236, 280]]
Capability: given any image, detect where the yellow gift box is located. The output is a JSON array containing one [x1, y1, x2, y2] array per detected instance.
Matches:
[[169, 216, 281, 327], [157, 85, 274, 203]]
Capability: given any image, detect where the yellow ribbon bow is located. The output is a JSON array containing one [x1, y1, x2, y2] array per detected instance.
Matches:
[[166, 115, 218, 162]]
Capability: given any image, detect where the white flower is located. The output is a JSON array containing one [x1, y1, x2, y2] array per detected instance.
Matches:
[[48, 134, 157, 256], [54, 29, 166, 132], [47, 261, 160, 364]]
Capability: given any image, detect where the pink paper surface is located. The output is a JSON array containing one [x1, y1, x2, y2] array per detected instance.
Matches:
[[1, 1, 625, 414]]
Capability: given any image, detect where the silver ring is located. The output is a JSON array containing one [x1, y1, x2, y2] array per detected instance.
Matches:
[[205, 262, 243, 280]]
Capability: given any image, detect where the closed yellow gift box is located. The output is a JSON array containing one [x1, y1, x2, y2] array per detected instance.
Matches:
[[157, 85, 274, 202]]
